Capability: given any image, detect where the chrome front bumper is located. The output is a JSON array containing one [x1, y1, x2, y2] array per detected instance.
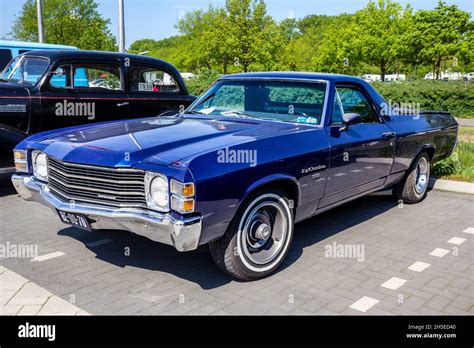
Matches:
[[11, 174, 202, 252]]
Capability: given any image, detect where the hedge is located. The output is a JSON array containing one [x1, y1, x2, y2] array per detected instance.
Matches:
[[373, 80, 474, 119], [185, 70, 222, 97]]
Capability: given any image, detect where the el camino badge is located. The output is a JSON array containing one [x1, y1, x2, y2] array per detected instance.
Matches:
[[301, 164, 326, 174], [97, 194, 116, 200]]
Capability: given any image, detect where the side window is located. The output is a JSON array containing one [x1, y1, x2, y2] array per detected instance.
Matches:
[[73, 64, 122, 91], [129, 66, 180, 93], [0, 49, 13, 71], [49, 65, 73, 88], [332, 86, 379, 124]]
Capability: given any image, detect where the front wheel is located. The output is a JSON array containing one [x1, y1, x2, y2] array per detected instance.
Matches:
[[209, 191, 294, 281], [393, 152, 430, 204]]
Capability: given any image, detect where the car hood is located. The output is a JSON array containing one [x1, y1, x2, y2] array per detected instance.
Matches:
[[32, 116, 297, 168]]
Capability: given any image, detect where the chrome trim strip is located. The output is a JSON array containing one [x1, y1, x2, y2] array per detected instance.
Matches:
[[47, 165, 144, 185], [217, 76, 330, 84], [49, 176, 144, 196], [48, 157, 144, 173], [320, 81, 330, 127], [48, 186, 146, 208]]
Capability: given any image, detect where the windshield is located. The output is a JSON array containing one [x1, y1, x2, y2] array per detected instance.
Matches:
[[1, 56, 49, 84], [188, 79, 327, 125]]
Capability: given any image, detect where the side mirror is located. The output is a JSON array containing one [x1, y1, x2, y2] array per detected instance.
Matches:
[[51, 67, 65, 77], [340, 113, 361, 130]]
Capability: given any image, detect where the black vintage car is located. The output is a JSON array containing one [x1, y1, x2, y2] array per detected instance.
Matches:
[[0, 50, 196, 172]]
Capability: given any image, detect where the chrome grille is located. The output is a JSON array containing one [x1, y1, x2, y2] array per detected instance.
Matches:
[[47, 157, 146, 208]]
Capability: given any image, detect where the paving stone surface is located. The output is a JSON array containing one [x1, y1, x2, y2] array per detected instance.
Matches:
[[1, 182, 473, 315]]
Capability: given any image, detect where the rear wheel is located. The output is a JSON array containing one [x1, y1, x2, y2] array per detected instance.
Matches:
[[209, 190, 294, 281], [393, 152, 430, 204]]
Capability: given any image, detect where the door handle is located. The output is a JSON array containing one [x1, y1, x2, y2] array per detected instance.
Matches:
[[117, 102, 129, 107], [382, 132, 396, 139]]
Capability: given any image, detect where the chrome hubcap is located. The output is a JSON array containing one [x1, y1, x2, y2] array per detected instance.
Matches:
[[241, 201, 289, 265], [414, 157, 429, 194], [255, 223, 271, 240]]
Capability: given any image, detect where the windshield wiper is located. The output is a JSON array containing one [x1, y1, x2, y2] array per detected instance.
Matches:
[[220, 110, 259, 119]]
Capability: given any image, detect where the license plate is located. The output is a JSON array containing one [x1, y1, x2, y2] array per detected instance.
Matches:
[[57, 210, 91, 231]]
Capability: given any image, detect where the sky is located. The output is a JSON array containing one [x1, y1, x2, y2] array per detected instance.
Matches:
[[1, 0, 473, 49]]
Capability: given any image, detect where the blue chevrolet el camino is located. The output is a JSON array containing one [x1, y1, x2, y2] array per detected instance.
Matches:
[[11, 72, 458, 280]]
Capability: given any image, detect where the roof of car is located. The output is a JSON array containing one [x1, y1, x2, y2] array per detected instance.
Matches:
[[220, 72, 366, 83], [21, 49, 177, 70], [0, 40, 77, 50]]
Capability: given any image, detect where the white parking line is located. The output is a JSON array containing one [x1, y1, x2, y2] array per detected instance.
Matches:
[[349, 296, 380, 312], [86, 239, 113, 247], [429, 248, 450, 258], [462, 227, 474, 235], [381, 277, 407, 290], [31, 251, 65, 262], [447, 237, 466, 246], [408, 261, 431, 272]]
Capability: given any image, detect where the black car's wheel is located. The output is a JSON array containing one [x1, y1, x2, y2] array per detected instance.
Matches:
[[393, 151, 430, 204], [209, 190, 294, 281]]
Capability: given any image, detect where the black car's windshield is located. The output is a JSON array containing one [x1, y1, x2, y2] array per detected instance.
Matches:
[[188, 79, 327, 125], [1, 56, 49, 84]]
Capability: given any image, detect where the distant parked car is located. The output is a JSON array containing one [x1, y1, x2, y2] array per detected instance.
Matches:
[[0, 40, 77, 71], [361, 74, 405, 82], [384, 74, 405, 81], [424, 71, 463, 80], [0, 49, 196, 172], [463, 72, 474, 81], [181, 72, 198, 80], [361, 74, 381, 82]]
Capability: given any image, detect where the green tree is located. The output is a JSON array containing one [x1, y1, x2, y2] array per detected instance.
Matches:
[[173, 0, 283, 73], [278, 35, 314, 71], [128, 39, 160, 54], [350, 0, 413, 81], [279, 18, 299, 42], [409, 1, 473, 79], [224, 0, 283, 72], [311, 21, 361, 75], [297, 14, 356, 73], [147, 36, 193, 71], [178, 6, 230, 72], [11, 0, 116, 51]]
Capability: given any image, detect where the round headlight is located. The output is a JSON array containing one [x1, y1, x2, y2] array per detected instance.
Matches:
[[149, 176, 169, 209], [32, 151, 48, 182]]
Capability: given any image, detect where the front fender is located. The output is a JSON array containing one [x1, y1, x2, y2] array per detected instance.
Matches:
[[243, 174, 301, 206]]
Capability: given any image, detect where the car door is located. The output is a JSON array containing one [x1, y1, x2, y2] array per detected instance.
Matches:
[[39, 61, 129, 131], [127, 65, 190, 117], [320, 84, 395, 207]]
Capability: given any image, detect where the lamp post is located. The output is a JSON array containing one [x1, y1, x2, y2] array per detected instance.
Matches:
[[118, 0, 125, 52], [37, 0, 45, 43]]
